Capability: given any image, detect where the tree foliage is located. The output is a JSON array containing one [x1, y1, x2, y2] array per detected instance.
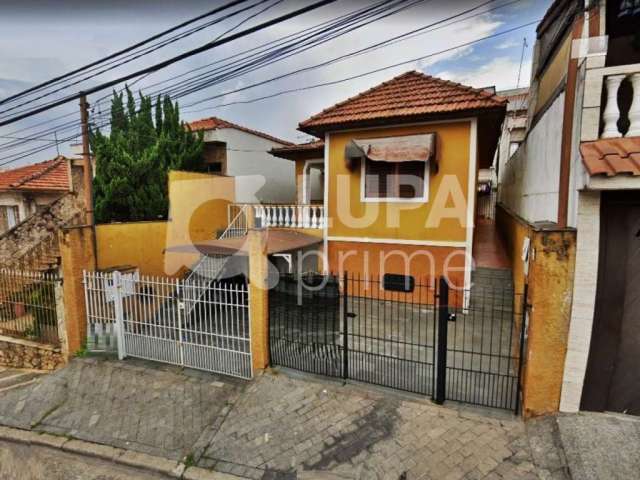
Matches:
[[91, 88, 204, 223]]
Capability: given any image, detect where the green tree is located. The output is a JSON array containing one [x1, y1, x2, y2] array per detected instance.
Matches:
[[91, 87, 204, 223]]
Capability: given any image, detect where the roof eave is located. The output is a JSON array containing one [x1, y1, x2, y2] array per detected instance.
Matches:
[[298, 106, 507, 137]]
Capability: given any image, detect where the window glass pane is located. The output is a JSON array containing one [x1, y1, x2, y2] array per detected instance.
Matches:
[[364, 160, 394, 198], [6, 206, 18, 228], [397, 161, 425, 198]]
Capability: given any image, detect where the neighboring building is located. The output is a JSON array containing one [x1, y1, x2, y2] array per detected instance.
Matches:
[[498, 0, 640, 416], [0, 156, 72, 234], [494, 87, 529, 187], [271, 71, 506, 288], [188, 117, 296, 204]]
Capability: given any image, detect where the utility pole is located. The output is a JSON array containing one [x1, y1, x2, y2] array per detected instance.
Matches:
[[79, 94, 94, 226]]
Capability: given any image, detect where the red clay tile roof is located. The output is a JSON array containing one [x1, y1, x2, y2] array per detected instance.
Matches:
[[0, 156, 71, 192], [580, 138, 640, 176], [299, 71, 507, 135], [269, 140, 325, 161], [187, 116, 293, 146]]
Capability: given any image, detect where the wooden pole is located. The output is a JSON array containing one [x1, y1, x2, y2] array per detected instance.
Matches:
[[79, 94, 94, 226]]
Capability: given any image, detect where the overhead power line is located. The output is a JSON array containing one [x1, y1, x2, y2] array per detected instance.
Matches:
[[0, 0, 278, 118], [0, 0, 339, 127], [0, 0, 250, 107]]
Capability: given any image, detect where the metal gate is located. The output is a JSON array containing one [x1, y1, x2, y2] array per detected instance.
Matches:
[[269, 272, 526, 411], [84, 270, 252, 379], [269, 273, 436, 396]]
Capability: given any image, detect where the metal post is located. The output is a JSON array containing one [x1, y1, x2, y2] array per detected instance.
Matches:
[[177, 279, 185, 367], [515, 284, 529, 416], [112, 271, 126, 360], [79, 94, 94, 226], [342, 271, 349, 381], [435, 277, 449, 405]]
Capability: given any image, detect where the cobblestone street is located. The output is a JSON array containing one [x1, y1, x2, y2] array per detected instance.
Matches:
[[0, 358, 553, 479]]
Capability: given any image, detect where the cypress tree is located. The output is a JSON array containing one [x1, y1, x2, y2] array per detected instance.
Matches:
[[91, 87, 204, 223]]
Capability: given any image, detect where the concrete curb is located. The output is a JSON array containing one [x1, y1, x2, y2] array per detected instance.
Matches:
[[0, 425, 242, 479]]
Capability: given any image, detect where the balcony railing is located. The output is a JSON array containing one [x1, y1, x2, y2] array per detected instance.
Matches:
[[602, 72, 640, 138], [230, 204, 326, 230]]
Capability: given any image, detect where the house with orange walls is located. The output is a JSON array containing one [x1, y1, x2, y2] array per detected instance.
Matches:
[[269, 71, 506, 289]]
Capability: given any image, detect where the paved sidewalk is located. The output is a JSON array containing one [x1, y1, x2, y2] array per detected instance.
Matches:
[[0, 358, 556, 479], [198, 371, 536, 480], [0, 357, 245, 461]]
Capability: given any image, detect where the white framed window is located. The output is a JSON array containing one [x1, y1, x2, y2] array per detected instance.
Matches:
[[361, 159, 429, 203]]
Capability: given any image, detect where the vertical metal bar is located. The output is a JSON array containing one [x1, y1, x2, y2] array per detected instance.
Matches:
[[112, 271, 126, 360], [342, 271, 349, 381], [515, 285, 528, 415], [435, 277, 449, 405]]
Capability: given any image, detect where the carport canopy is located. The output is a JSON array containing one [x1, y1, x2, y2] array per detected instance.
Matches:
[[165, 230, 322, 256]]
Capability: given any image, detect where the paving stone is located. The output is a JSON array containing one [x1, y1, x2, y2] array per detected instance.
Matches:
[[200, 372, 542, 480]]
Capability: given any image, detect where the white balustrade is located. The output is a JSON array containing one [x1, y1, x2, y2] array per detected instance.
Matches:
[[602, 72, 640, 139], [232, 204, 325, 229]]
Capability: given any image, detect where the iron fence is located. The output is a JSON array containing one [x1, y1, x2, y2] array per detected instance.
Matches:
[[0, 269, 61, 346], [84, 270, 252, 379], [269, 272, 526, 412]]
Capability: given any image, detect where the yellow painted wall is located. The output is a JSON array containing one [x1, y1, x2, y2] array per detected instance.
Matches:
[[535, 33, 571, 116], [495, 204, 531, 295], [327, 122, 472, 243], [523, 229, 576, 418], [96, 221, 169, 276], [496, 203, 577, 418], [96, 170, 236, 277]]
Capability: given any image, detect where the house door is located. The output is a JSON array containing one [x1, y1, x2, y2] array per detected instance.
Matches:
[[582, 191, 640, 415]]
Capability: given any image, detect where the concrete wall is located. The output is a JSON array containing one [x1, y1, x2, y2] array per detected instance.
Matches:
[[496, 204, 577, 418], [203, 128, 295, 204], [96, 221, 168, 276], [500, 93, 565, 223], [59, 225, 96, 357], [523, 227, 576, 418], [96, 171, 235, 277], [560, 191, 600, 412]]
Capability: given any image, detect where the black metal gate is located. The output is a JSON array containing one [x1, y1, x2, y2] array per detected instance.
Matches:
[[269, 273, 526, 412]]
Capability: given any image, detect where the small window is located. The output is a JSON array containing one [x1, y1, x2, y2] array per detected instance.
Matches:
[[383, 274, 415, 293], [364, 159, 426, 200], [5, 206, 19, 229]]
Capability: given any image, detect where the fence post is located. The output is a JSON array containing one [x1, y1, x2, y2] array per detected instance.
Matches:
[[516, 284, 529, 416], [59, 225, 97, 358], [54, 277, 68, 358], [112, 271, 126, 361], [342, 271, 349, 381], [248, 220, 270, 372], [435, 277, 449, 405]]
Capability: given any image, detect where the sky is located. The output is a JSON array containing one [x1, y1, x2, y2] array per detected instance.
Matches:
[[0, 0, 551, 167]]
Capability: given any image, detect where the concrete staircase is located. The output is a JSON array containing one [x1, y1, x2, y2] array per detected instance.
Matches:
[[469, 267, 515, 309]]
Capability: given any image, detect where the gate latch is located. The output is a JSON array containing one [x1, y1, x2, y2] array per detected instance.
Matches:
[[346, 312, 356, 318], [178, 301, 186, 311]]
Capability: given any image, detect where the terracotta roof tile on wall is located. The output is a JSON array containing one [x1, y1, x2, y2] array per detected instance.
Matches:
[[299, 71, 506, 135], [0, 156, 71, 192], [187, 116, 293, 146], [269, 140, 325, 161], [580, 137, 640, 176]]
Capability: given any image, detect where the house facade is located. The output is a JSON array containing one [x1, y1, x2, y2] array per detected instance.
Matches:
[[270, 71, 506, 288], [0, 156, 73, 234], [188, 117, 296, 204], [498, 0, 640, 416]]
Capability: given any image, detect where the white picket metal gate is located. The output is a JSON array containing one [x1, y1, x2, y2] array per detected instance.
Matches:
[[83, 270, 252, 379]]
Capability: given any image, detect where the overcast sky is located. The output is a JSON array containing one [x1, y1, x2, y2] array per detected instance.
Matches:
[[0, 0, 550, 167]]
